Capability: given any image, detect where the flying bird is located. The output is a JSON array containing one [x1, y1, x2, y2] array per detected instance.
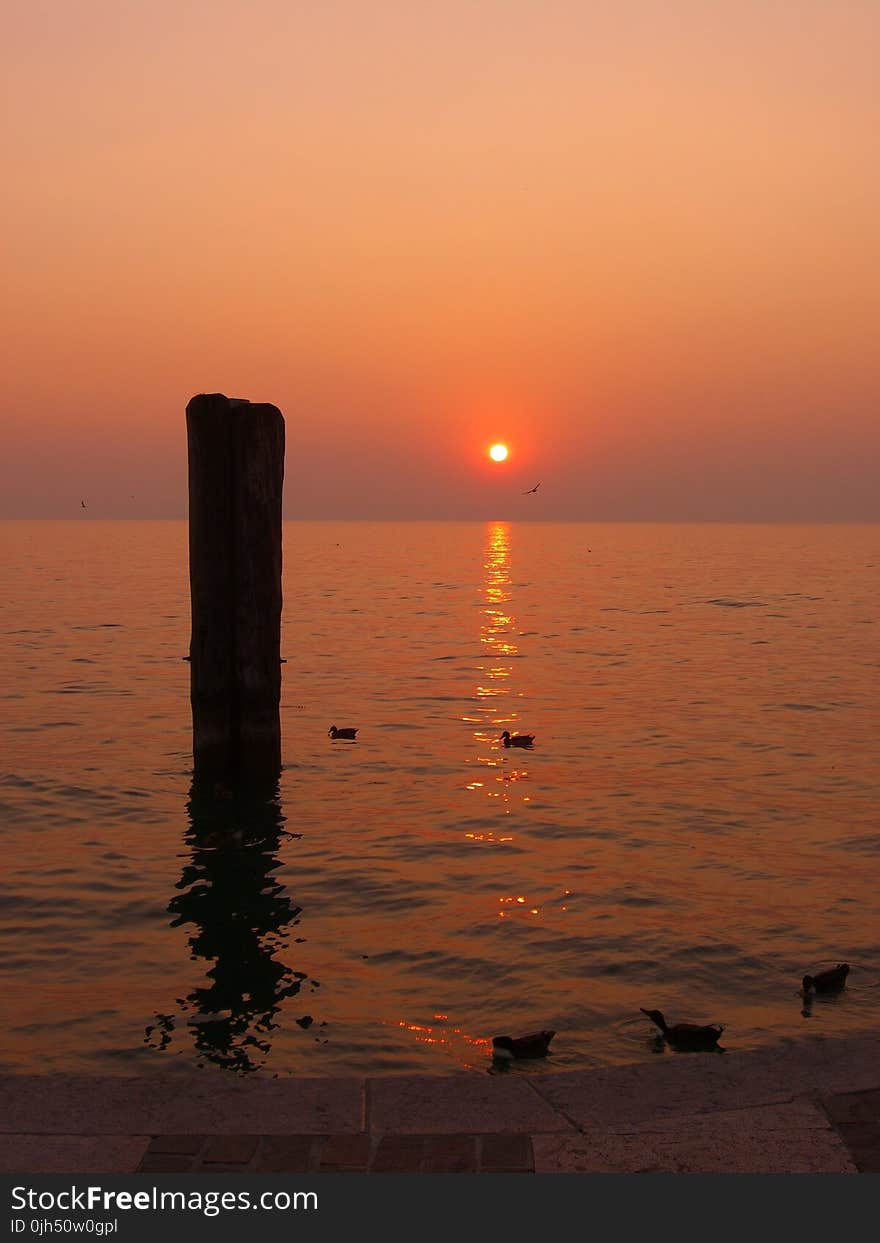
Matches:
[[80, 500, 86, 508], [522, 482, 541, 494]]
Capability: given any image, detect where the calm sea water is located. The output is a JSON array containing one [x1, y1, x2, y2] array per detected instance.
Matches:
[[1, 520, 878, 1077]]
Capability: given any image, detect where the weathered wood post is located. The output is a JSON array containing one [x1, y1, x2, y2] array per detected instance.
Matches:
[[186, 393, 285, 775]]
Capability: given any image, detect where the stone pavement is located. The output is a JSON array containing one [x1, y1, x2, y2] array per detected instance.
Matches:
[[136, 1133, 534, 1174], [1, 1033, 878, 1175]]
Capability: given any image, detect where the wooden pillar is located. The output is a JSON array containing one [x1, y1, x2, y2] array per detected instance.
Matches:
[[186, 393, 285, 775]]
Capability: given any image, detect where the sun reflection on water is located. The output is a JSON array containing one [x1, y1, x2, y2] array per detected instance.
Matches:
[[393, 1017, 492, 1059], [462, 522, 533, 822]]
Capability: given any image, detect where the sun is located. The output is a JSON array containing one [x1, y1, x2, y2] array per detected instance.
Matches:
[[489, 443, 509, 462]]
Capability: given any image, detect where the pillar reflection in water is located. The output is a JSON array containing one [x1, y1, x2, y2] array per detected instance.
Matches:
[[463, 522, 533, 827], [145, 776, 317, 1073]]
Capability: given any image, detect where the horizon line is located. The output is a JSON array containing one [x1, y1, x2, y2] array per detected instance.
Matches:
[[2, 516, 879, 525]]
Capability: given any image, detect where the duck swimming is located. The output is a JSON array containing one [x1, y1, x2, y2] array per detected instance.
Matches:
[[500, 730, 535, 748], [492, 1030, 555, 1061], [803, 963, 849, 995], [328, 725, 358, 740], [640, 1009, 723, 1048]]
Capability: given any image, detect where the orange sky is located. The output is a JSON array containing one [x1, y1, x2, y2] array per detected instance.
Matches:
[[3, 0, 878, 519]]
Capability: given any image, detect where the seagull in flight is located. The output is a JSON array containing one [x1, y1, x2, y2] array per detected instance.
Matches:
[[522, 482, 541, 495]]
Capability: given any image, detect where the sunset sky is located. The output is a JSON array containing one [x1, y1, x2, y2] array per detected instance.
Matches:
[[3, 0, 878, 520]]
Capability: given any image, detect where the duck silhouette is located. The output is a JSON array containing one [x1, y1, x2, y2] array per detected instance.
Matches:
[[803, 963, 849, 995], [500, 730, 535, 748], [328, 726, 358, 740], [492, 1030, 555, 1061], [640, 1009, 723, 1048]]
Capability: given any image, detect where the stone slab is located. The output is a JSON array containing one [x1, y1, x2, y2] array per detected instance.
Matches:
[[623, 1097, 831, 1133], [0, 1075, 363, 1136], [532, 1101, 858, 1174], [481, 1133, 534, 1172], [202, 1134, 258, 1164], [529, 1034, 880, 1131], [368, 1076, 572, 1135], [822, 1087, 880, 1129], [256, 1136, 320, 1173], [828, 1127, 880, 1173], [319, 1134, 372, 1171], [138, 1154, 196, 1173], [371, 1135, 425, 1173], [146, 1135, 206, 1155], [821, 1089, 880, 1172], [1, 1033, 877, 1175], [420, 1134, 476, 1172], [0, 1135, 148, 1175]]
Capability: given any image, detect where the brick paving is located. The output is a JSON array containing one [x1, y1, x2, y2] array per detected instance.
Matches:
[[136, 1133, 535, 1174], [131, 1102, 880, 1174], [132, 1090, 880, 1174], [133, 1109, 878, 1174]]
